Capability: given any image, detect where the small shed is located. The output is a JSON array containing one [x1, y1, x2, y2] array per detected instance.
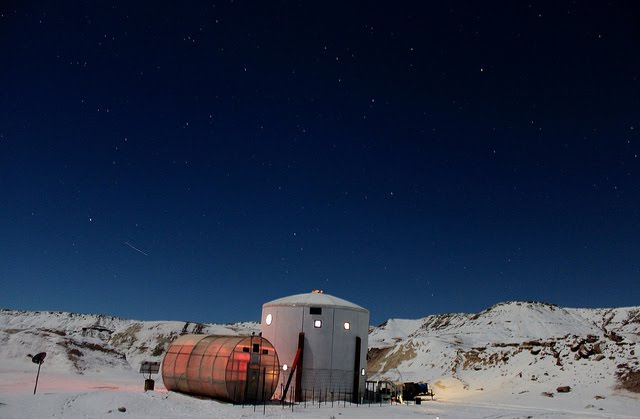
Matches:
[[162, 334, 280, 403], [260, 290, 369, 402]]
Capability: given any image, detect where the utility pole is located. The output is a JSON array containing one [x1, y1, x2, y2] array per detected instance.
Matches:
[[29, 352, 47, 395]]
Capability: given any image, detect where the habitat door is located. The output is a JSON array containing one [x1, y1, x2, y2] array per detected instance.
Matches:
[[246, 347, 265, 402]]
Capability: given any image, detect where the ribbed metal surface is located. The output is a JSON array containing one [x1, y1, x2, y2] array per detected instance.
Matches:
[[162, 334, 280, 403]]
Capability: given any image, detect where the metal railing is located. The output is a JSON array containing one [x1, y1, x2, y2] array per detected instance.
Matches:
[[235, 385, 409, 415]]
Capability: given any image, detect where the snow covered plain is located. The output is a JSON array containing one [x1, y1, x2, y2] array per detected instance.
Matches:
[[1, 302, 638, 418]]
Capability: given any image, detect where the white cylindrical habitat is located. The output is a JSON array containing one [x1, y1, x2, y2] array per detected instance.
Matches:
[[260, 291, 369, 402]]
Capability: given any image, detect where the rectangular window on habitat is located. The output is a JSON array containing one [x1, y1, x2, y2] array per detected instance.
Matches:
[[310, 307, 322, 315]]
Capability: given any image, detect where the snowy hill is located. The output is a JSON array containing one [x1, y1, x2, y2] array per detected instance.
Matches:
[[0, 309, 259, 375], [1, 302, 639, 417], [368, 301, 640, 401]]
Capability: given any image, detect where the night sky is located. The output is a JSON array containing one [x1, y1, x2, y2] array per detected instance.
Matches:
[[2, 1, 639, 325]]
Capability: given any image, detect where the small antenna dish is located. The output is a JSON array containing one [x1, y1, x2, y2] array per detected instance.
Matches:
[[31, 352, 47, 365]]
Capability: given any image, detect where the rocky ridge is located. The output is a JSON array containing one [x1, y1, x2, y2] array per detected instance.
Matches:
[[367, 301, 640, 398], [1, 301, 638, 399]]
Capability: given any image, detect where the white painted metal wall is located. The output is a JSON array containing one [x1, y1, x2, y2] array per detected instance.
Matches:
[[260, 292, 369, 400]]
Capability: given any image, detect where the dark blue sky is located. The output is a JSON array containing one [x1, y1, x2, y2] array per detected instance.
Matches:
[[1, 1, 639, 325]]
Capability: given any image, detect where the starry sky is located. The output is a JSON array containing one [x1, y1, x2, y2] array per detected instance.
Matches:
[[1, 1, 639, 325]]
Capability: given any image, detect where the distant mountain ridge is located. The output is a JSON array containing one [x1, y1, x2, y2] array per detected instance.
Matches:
[[0, 309, 258, 374], [368, 301, 640, 397], [1, 301, 638, 398]]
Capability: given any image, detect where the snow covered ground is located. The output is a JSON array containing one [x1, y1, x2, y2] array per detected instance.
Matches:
[[3, 369, 637, 419], [1, 370, 638, 419], [1, 303, 639, 418]]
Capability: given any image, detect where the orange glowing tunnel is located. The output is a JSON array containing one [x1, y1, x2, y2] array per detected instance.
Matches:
[[162, 334, 280, 403]]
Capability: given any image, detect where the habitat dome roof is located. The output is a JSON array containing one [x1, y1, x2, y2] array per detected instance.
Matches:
[[263, 292, 368, 313]]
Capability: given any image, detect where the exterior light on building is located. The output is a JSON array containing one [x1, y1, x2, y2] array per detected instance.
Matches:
[[265, 313, 273, 325], [314, 319, 322, 328], [361, 368, 366, 376], [282, 364, 288, 371], [343, 321, 350, 330]]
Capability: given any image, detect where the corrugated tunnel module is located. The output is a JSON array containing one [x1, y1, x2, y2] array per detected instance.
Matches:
[[162, 334, 280, 403]]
